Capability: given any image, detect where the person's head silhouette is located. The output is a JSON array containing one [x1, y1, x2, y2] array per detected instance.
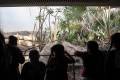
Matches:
[[110, 33, 120, 49], [8, 35, 17, 46], [87, 41, 99, 52], [29, 50, 40, 63], [51, 44, 64, 58]]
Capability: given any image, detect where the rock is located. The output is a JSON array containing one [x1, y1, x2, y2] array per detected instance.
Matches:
[[39, 41, 86, 64]]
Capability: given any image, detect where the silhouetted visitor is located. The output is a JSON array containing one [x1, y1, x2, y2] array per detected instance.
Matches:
[[75, 41, 105, 80], [7, 35, 25, 80], [21, 49, 46, 80], [0, 31, 7, 79], [45, 44, 75, 80], [106, 33, 120, 80]]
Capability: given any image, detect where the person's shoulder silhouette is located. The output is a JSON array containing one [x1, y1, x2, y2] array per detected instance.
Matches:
[[51, 44, 74, 63], [75, 40, 105, 80], [106, 33, 120, 80], [0, 31, 5, 60], [0, 31, 7, 78], [0, 31, 5, 61], [7, 35, 25, 64], [21, 49, 46, 80], [75, 41, 101, 58], [7, 35, 25, 80], [108, 33, 120, 63], [45, 44, 74, 80]]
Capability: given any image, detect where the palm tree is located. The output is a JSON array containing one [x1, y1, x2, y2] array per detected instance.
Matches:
[[77, 6, 120, 46], [59, 6, 120, 46]]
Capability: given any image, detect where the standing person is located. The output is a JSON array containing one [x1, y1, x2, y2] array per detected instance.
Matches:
[[21, 49, 46, 80], [75, 41, 105, 80], [7, 35, 25, 80], [45, 44, 75, 80], [106, 33, 120, 80], [0, 31, 8, 80]]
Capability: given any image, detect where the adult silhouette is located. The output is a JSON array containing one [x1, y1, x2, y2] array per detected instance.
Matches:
[[7, 35, 25, 80], [21, 49, 46, 80], [45, 44, 75, 80], [75, 41, 105, 80], [106, 33, 120, 80], [0, 31, 7, 80]]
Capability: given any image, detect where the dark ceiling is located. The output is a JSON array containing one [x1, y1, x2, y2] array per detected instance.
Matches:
[[0, 0, 119, 6]]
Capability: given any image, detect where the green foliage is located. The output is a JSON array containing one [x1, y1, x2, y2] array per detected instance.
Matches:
[[59, 19, 69, 31], [66, 32, 78, 43], [58, 6, 120, 46], [64, 6, 86, 21], [58, 6, 86, 44]]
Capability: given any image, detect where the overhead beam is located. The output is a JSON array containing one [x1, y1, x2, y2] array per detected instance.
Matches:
[[0, 0, 119, 6]]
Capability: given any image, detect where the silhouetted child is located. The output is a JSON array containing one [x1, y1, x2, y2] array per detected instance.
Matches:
[[7, 35, 25, 80], [45, 44, 75, 80], [106, 33, 120, 80], [75, 41, 105, 80], [21, 49, 46, 80]]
